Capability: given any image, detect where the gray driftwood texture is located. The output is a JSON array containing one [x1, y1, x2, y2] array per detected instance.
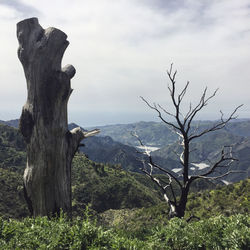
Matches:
[[17, 17, 99, 216]]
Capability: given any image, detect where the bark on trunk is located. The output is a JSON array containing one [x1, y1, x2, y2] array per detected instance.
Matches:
[[167, 186, 190, 219], [17, 18, 99, 217], [176, 187, 190, 218]]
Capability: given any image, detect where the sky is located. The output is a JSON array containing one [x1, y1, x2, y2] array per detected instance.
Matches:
[[0, 0, 249, 127]]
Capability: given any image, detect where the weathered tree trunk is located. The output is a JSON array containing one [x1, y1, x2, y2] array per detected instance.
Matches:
[[17, 18, 99, 217], [175, 187, 190, 218]]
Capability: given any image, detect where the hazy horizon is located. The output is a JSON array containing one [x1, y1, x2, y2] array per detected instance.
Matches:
[[1, 115, 249, 129]]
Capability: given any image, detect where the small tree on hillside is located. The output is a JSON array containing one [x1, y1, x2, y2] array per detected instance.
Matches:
[[134, 64, 243, 219]]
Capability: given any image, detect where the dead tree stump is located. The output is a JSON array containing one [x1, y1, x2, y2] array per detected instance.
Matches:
[[17, 17, 99, 217]]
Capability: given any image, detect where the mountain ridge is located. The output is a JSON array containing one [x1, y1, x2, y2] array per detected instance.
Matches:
[[1, 119, 249, 182]]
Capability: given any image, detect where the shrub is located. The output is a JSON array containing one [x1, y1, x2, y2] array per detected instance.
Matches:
[[148, 214, 250, 250], [0, 213, 147, 249], [0, 212, 249, 249]]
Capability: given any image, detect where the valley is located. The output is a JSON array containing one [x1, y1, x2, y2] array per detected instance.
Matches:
[[88, 119, 250, 183], [1, 118, 249, 183]]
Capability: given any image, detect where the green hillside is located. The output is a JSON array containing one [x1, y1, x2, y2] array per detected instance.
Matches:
[[0, 123, 160, 219], [0, 121, 249, 223], [0, 123, 26, 173], [91, 121, 177, 147], [0, 154, 162, 219], [0, 179, 249, 249], [98, 179, 250, 233], [71, 154, 161, 214], [1, 120, 249, 183], [0, 120, 249, 248], [80, 136, 145, 172], [0, 168, 29, 219]]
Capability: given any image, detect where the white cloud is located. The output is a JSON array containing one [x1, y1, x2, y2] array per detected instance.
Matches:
[[0, 5, 18, 19], [0, 0, 249, 126], [0, 0, 39, 17]]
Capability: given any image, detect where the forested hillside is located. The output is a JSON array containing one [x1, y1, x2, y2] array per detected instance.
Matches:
[[0, 153, 162, 219], [0, 121, 249, 248], [0, 122, 160, 218], [2, 119, 249, 182], [0, 121, 249, 219], [0, 121, 249, 218]]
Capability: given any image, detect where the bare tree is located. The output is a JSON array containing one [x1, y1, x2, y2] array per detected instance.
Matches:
[[17, 18, 99, 217], [135, 64, 243, 218]]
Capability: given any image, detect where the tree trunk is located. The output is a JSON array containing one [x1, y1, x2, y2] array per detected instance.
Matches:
[[17, 18, 99, 217], [176, 187, 190, 218]]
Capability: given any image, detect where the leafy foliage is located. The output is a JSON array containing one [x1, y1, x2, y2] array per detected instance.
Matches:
[[98, 203, 170, 239], [72, 154, 161, 214], [0, 121, 249, 248], [0, 212, 147, 249], [0, 153, 161, 219], [0, 168, 29, 219], [0, 124, 26, 173], [0, 213, 249, 249], [98, 178, 250, 237], [148, 214, 250, 250], [185, 178, 250, 218]]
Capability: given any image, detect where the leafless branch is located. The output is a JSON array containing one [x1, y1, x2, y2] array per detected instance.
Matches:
[[186, 215, 200, 223], [132, 131, 182, 189], [166, 65, 183, 130], [184, 102, 193, 122], [158, 104, 176, 118], [168, 63, 174, 76], [140, 158, 177, 206], [185, 88, 219, 131], [190, 170, 245, 181], [178, 81, 189, 104], [189, 146, 239, 182], [189, 104, 243, 141], [140, 96, 181, 131]]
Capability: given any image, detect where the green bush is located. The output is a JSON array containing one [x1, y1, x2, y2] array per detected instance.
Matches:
[[148, 214, 250, 250], [185, 179, 250, 219], [0, 213, 147, 249], [0, 214, 249, 249]]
